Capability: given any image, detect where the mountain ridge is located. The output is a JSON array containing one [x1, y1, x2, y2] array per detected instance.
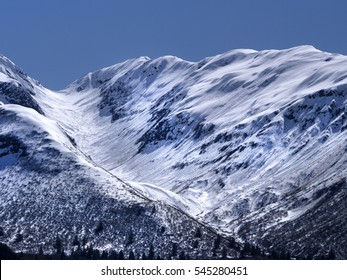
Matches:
[[1, 46, 347, 258]]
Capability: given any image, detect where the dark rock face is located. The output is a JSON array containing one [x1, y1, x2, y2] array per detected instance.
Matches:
[[0, 82, 43, 114], [98, 81, 133, 122]]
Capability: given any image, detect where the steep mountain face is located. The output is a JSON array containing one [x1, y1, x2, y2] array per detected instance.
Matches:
[[0, 57, 238, 259], [1, 46, 347, 259], [0, 105, 238, 259]]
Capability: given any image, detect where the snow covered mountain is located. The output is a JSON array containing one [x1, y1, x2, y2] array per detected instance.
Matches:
[[1, 46, 347, 259]]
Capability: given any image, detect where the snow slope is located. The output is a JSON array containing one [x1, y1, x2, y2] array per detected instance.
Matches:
[[1, 46, 347, 258], [0, 102, 237, 258], [0, 57, 239, 258]]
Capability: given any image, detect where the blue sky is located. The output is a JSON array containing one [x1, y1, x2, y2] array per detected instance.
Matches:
[[1, 0, 347, 89]]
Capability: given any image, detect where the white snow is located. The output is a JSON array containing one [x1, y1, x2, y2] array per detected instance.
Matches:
[[0, 72, 12, 82], [126, 181, 201, 215]]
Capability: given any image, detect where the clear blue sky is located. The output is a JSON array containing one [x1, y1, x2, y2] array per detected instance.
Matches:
[[1, 0, 346, 89]]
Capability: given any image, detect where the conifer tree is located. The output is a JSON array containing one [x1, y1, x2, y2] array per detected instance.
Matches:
[[222, 247, 227, 259], [171, 243, 178, 257], [327, 249, 336, 260], [54, 235, 62, 255], [95, 221, 103, 234], [38, 245, 44, 258], [128, 250, 135, 260], [148, 245, 155, 260], [178, 251, 186, 260], [194, 228, 202, 238], [72, 235, 80, 246], [118, 250, 124, 260], [109, 250, 118, 260], [127, 231, 134, 245]]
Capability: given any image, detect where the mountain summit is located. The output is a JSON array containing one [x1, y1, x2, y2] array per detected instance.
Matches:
[[1, 46, 347, 259]]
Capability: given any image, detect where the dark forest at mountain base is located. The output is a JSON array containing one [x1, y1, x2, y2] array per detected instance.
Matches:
[[0, 242, 337, 260]]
